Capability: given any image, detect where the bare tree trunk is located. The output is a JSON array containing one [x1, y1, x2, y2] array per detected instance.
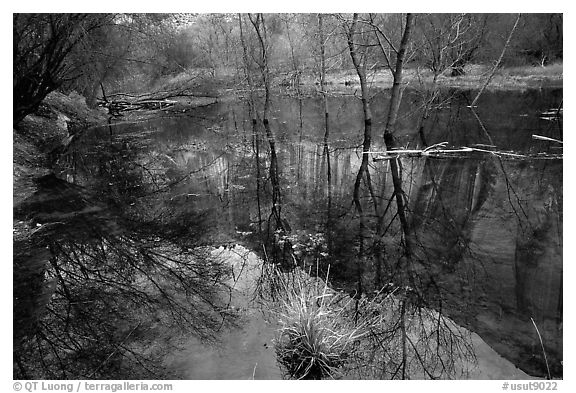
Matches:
[[380, 14, 416, 258], [469, 14, 521, 145], [319, 14, 333, 252], [248, 13, 272, 119], [253, 118, 263, 236], [239, 14, 263, 236], [471, 14, 521, 107], [347, 13, 373, 298], [248, 13, 289, 258], [284, 15, 301, 91], [383, 13, 415, 149]]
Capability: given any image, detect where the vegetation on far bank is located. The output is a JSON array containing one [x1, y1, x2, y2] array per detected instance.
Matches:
[[12, 12, 562, 176], [14, 13, 562, 129], [311, 62, 563, 90]]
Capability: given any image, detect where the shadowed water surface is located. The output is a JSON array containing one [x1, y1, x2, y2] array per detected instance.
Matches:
[[42, 87, 562, 378]]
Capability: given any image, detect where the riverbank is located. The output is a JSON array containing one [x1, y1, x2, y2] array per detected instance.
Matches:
[[298, 62, 563, 91], [13, 87, 220, 207], [13, 92, 108, 239], [140, 63, 562, 101]]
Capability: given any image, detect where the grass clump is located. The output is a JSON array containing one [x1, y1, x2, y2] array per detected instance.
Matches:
[[274, 267, 366, 379]]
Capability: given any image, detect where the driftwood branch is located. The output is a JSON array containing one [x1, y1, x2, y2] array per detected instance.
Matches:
[[532, 134, 563, 144], [368, 143, 562, 161]]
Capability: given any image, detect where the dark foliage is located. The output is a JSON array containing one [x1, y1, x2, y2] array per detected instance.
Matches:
[[13, 14, 114, 126]]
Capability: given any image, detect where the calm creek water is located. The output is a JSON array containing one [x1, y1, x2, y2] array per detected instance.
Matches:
[[53, 87, 562, 378]]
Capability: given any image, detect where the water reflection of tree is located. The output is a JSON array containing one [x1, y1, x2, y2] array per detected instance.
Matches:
[[346, 155, 479, 379], [339, 13, 477, 379], [457, 80, 562, 377], [489, 159, 562, 376], [235, 78, 562, 379], [410, 157, 497, 270], [14, 134, 236, 379], [393, 154, 563, 378], [235, 13, 562, 379], [318, 14, 333, 256], [240, 13, 298, 272]]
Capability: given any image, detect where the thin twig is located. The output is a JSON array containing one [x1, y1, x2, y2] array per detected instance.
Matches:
[[470, 14, 521, 107], [252, 362, 258, 379], [88, 322, 142, 378], [530, 317, 552, 379]]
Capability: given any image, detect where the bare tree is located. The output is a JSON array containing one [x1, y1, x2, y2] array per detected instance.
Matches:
[[344, 13, 377, 299], [414, 14, 490, 79], [13, 14, 114, 126]]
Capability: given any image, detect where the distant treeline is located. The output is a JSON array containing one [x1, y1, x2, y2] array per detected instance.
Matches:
[[14, 13, 562, 126]]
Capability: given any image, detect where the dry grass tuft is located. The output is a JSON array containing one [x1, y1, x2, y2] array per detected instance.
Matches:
[[274, 267, 366, 379]]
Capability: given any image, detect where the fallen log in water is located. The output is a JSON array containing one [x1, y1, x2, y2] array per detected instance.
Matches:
[[532, 134, 563, 144], [369, 142, 562, 161], [369, 148, 474, 160], [134, 99, 178, 110], [98, 98, 177, 112]]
